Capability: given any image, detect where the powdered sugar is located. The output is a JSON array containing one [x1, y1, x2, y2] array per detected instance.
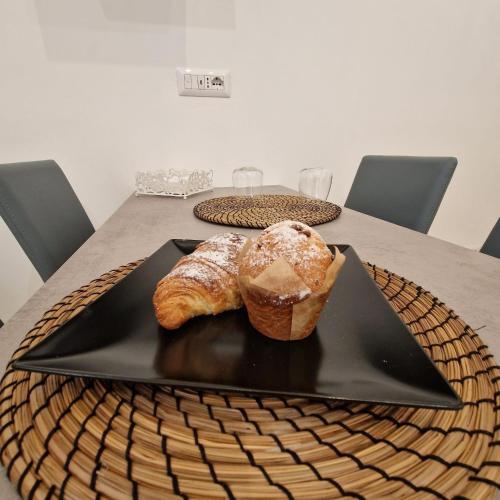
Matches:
[[165, 233, 247, 284], [168, 260, 217, 284], [297, 287, 312, 300], [246, 220, 327, 269], [196, 233, 247, 275], [205, 232, 247, 248], [262, 220, 320, 238], [278, 287, 311, 302], [194, 248, 238, 274]]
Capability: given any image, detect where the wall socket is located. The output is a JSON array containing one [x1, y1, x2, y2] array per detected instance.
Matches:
[[176, 68, 231, 98]]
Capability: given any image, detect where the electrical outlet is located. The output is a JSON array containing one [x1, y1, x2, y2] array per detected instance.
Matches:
[[176, 68, 231, 98]]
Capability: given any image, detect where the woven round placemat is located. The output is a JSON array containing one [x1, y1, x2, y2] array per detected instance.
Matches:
[[193, 195, 342, 228], [1, 263, 500, 499]]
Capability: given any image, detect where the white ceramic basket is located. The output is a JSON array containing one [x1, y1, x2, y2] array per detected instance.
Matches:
[[135, 169, 213, 199]]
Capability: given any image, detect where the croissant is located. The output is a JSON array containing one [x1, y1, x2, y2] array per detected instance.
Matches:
[[153, 233, 248, 330]]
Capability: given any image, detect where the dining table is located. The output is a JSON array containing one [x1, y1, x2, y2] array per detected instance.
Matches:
[[1, 185, 499, 499]]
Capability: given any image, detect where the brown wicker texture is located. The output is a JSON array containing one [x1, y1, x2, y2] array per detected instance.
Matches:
[[193, 195, 342, 229], [1, 262, 500, 499]]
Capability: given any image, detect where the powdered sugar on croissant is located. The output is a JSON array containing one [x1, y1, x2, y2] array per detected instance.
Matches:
[[153, 233, 248, 330]]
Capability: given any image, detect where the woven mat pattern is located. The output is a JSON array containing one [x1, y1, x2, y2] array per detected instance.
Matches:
[[193, 195, 342, 228], [1, 262, 500, 499]]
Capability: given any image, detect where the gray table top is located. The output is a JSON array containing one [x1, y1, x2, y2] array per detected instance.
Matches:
[[1, 185, 499, 497]]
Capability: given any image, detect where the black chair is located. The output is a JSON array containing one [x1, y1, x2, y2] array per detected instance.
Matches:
[[345, 155, 457, 233], [480, 218, 500, 259], [0, 160, 95, 281]]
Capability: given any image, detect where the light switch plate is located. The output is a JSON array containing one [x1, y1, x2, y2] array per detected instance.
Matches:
[[176, 68, 231, 98]]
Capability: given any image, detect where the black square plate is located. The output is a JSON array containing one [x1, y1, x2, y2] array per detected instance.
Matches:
[[14, 240, 461, 409]]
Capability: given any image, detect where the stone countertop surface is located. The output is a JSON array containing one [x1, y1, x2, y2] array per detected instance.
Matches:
[[1, 185, 499, 497]]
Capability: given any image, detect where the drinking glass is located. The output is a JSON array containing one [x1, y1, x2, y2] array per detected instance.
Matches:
[[299, 167, 332, 200], [232, 166, 263, 197]]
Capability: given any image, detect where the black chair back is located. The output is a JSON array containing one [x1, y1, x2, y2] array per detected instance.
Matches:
[[481, 218, 500, 259], [0, 160, 95, 281], [345, 155, 457, 233]]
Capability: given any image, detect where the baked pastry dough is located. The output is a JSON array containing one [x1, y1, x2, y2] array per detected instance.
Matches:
[[153, 233, 248, 330]]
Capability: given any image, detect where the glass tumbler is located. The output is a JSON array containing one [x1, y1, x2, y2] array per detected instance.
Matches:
[[299, 167, 333, 200], [232, 166, 263, 197]]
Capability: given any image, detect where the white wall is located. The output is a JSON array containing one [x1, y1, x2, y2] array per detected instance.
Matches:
[[1, 0, 499, 322]]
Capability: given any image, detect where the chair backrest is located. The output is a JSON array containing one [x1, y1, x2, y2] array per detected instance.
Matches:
[[345, 155, 457, 233], [480, 218, 500, 259], [0, 160, 95, 281]]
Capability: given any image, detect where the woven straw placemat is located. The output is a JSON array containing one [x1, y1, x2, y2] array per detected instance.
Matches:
[[1, 262, 499, 499], [193, 195, 342, 229]]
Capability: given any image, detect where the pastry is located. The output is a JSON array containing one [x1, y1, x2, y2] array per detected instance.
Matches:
[[238, 220, 345, 341], [153, 233, 248, 330]]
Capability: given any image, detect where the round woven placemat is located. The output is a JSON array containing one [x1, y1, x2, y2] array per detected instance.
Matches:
[[1, 263, 500, 499], [193, 195, 342, 228]]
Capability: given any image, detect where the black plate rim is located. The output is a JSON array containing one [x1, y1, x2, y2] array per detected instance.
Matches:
[[11, 361, 462, 410]]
